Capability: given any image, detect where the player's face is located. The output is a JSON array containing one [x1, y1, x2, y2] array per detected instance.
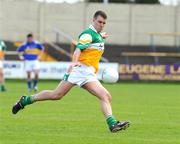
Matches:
[[27, 37, 33, 43], [93, 15, 106, 33]]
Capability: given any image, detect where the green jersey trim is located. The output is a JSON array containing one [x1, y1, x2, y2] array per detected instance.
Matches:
[[76, 25, 105, 51]]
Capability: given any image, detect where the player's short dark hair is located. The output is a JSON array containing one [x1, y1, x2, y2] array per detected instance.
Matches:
[[93, 10, 107, 19], [27, 33, 33, 38]]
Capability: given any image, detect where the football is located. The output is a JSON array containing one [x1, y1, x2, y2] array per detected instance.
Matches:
[[102, 67, 119, 83]]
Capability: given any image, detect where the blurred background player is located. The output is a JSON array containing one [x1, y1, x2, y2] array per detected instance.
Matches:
[[0, 39, 7, 92], [16, 33, 44, 92], [12, 11, 130, 133]]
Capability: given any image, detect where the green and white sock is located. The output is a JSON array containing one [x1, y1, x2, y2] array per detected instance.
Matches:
[[106, 115, 118, 127], [21, 96, 34, 106]]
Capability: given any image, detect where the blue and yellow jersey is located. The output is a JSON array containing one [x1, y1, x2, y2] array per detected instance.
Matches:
[[0, 40, 7, 59], [17, 40, 44, 60], [76, 25, 105, 73]]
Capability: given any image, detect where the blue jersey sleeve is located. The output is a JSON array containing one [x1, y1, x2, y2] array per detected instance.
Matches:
[[17, 44, 26, 52], [37, 43, 44, 51]]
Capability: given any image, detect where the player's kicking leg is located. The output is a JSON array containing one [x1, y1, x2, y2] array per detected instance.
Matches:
[[82, 80, 130, 133], [12, 80, 74, 114]]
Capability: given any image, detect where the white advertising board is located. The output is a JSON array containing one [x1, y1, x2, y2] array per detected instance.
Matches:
[[4, 61, 25, 79], [4, 61, 119, 80]]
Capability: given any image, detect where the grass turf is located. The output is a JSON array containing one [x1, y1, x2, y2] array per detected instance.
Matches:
[[0, 80, 180, 144]]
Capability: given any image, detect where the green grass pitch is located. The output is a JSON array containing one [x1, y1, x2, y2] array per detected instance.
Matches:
[[0, 80, 180, 144]]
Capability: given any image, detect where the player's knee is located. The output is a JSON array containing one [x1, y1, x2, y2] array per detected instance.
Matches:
[[51, 91, 64, 100], [106, 92, 112, 102], [51, 94, 61, 100], [101, 92, 112, 103]]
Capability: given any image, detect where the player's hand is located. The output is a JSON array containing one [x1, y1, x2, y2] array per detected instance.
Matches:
[[101, 32, 109, 39], [19, 55, 24, 60], [70, 62, 81, 67], [67, 62, 81, 73], [37, 56, 41, 60]]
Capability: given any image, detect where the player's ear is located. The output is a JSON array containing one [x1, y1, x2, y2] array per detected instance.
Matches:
[[93, 17, 96, 22]]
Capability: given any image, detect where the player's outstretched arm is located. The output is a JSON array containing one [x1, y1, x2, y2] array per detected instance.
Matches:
[[67, 48, 81, 73]]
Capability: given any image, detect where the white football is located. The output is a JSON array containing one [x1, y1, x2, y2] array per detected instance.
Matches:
[[102, 67, 119, 83]]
